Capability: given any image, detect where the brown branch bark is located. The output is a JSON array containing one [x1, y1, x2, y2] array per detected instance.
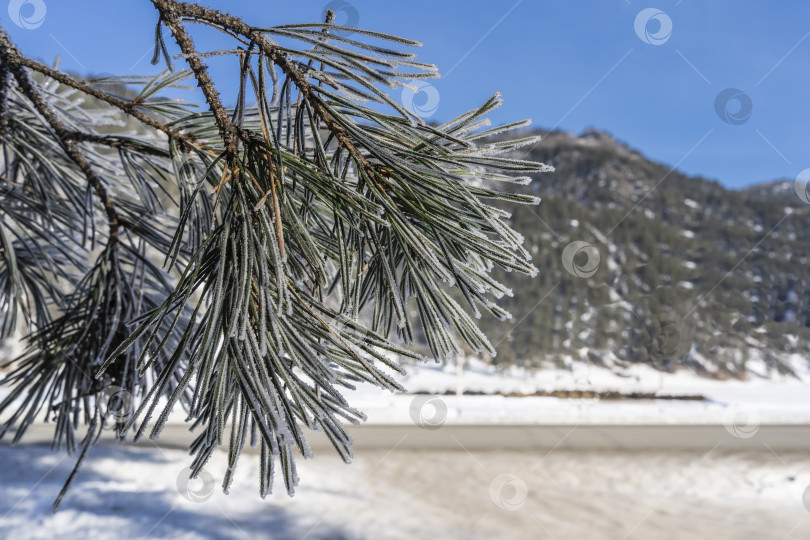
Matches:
[[0, 45, 197, 147], [151, 0, 239, 162]]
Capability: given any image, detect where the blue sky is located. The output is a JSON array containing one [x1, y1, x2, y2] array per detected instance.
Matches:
[[3, 0, 809, 189]]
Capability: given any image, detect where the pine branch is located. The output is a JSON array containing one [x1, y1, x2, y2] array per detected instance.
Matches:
[[156, 1, 378, 180], [0, 0, 553, 508], [0, 25, 121, 248], [0, 41, 198, 148], [152, 0, 240, 159]]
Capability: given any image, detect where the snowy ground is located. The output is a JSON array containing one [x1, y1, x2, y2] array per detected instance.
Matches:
[[2, 357, 810, 538], [2, 443, 810, 539], [3, 355, 810, 428], [347, 356, 810, 426]]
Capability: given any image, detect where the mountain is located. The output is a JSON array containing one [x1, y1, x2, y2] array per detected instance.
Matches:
[[742, 179, 800, 203], [471, 128, 809, 379]]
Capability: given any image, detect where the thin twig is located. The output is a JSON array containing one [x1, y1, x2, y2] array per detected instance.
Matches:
[[52, 410, 102, 513], [0, 24, 121, 247], [0, 41, 197, 147], [62, 131, 170, 157]]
